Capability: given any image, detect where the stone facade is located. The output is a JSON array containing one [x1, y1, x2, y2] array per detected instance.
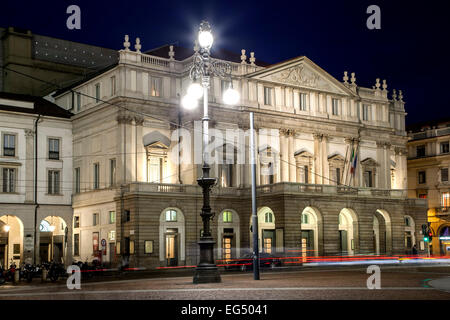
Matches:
[[54, 35, 427, 268], [0, 93, 73, 267], [407, 120, 450, 255]]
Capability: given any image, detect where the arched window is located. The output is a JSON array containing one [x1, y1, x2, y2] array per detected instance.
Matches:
[[301, 213, 309, 224], [223, 211, 233, 223], [265, 211, 274, 223], [404, 216, 411, 227], [39, 220, 51, 232], [165, 210, 177, 222]]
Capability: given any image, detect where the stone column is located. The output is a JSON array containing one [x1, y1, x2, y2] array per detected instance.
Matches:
[[321, 135, 329, 184], [135, 117, 145, 182], [313, 133, 323, 184], [384, 143, 392, 190], [376, 141, 385, 188], [25, 129, 34, 203], [280, 129, 289, 182]]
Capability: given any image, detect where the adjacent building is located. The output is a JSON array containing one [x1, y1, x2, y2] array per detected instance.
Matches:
[[53, 35, 427, 268], [0, 92, 73, 267], [407, 119, 450, 256], [0, 26, 118, 97]]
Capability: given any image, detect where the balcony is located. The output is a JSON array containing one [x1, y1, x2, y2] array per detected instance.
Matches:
[[124, 182, 408, 199]]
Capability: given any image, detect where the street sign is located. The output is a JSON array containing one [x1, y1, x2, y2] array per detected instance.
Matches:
[[101, 239, 106, 247]]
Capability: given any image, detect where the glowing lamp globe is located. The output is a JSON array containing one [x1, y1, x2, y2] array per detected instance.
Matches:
[[48, 225, 56, 232], [223, 88, 240, 105], [187, 83, 203, 100], [3, 225, 10, 232], [198, 30, 213, 48], [181, 94, 198, 110]]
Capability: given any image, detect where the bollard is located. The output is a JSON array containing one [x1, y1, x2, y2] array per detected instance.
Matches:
[[42, 269, 47, 282], [14, 270, 20, 283]]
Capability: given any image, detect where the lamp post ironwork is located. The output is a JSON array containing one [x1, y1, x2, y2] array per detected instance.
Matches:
[[184, 21, 239, 283]]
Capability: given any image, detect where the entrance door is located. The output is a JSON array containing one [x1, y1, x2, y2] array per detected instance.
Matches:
[[53, 242, 63, 263], [339, 230, 348, 254], [40, 243, 50, 262], [262, 230, 275, 254], [301, 230, 314, 256], [165, 229, 178, 266]]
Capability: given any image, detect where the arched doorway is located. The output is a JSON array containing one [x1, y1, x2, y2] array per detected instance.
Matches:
[[301, 207, 320, 257], [0, 215, 24, 267], [375, 209, 392, 255], [339, 208, 358, 255], [250, 207, 276, 254], [39, 216, 67, 263], [217, 209, 240, 261], [159, 208, 185, 266]]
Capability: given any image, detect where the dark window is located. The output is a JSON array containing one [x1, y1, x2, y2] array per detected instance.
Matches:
[[416, 145, 426, 157], [93, 163, 100, 189], [48, 138, 60, 160], [95, 83, 100, 102], [441, 142, 449, 154], [442, 168, 449, 182], [75, 168, 80, 193], [74, 216, 80, 228], [304, 165, 309, 184], [418, 171, 426, 184], [74, 234, 80, 256], [123, 210, 131, 222], [336, 168, 341, 185], [3, 134, 15, 157]]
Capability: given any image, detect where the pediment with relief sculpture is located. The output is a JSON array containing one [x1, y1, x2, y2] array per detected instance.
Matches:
[[247, 57, 353, 96]]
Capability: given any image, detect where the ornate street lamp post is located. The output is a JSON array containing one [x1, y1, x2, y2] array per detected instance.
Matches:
[[182, 21, 239, 283]]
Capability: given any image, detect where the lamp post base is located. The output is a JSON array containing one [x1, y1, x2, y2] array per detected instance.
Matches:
[[193, 238, 221, 284]]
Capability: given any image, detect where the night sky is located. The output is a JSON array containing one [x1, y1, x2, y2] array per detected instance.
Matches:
[[2, 0, 449, 126]]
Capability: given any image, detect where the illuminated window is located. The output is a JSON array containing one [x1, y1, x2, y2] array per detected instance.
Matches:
[[442, 192, 450, 208], [109, 211, 116, 224], [301, 213, 309, 224], [165, 209, 177, 222], [223, 211, 233, 223], [150, 77, 162, 97], [264, 211, 274, 223]]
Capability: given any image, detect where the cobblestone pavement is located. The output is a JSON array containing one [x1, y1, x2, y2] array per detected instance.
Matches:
[[0, 265, 449, 300]]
